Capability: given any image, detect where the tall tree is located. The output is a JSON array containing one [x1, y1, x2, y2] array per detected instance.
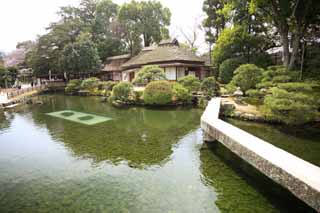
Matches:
[[59, 33, 101, 75], [250, 0, 320, 69], [118, 0, 171, 48], [203, 0, 226, 44]]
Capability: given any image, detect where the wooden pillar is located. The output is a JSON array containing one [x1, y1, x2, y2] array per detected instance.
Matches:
[[176, 66, 178, 81]]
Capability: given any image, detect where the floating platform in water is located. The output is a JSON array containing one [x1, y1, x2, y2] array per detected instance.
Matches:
[[46, 110, 111, 125]]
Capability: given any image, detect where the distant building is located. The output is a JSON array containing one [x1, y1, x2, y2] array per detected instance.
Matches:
[[100, 38, 209, 82], [99, 54, 131, 81]]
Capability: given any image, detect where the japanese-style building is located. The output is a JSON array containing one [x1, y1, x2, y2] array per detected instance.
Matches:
[[100, 54, 131, 81], [100, 39, 209, 82]]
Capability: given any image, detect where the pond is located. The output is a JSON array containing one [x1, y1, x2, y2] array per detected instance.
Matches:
[[226, 118, 320, 167], [0, 95, 315, 212]]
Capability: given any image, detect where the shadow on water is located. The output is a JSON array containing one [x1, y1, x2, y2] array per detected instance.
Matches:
[[201, 142, 316, 213]]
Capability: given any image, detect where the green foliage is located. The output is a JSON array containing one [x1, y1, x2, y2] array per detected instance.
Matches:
[[143, 81, 173, 105], [172, 83, 192, 104], [118, 0, 171, 53], [202, 0, 226, 44], [304, 44, 320, 80], [177, 75, 201, 92], [200, 77, 220, 97], [219, 58, 244, 84], [65, 79, 83, 93], [251, 53, 273, 69], [133, 90, 143, 103], [59, 33, 101, 74], [246, 89, 263, 98], [256, 81, 274, 89], [80, 77, 101, 91], [212, 25, 268, 66], [231, 64, 263, 94], [225, 83, 237, 94], [272, 75, 292, 83], [198, 97, 209, 109], [277, 82, 313, 93], [264, 87, 317, 125], [133, 66, 167, 84], [261, 66, 299, 83], [0, 66, 16, 88], [104, 81, 117, 91], [110, 82, 133, 102]]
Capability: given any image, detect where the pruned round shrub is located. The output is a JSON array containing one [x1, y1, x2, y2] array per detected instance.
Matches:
[[177, 75, 200, 92], [246, 89, 263, 98], [263, 87, 317, 125], [133, 66, 167, 84], [110, 82, 133, 102], [81, 77, 101, 91], [277, 82, 313, 93], [143, 81, 173, 105], [172, 83, 192, 104], [231, 64, 263, 95], [65, 79, 82, 93], [200, 77, 220, 97], [219, 58, 244, 84], [256, 81, 274, 89]]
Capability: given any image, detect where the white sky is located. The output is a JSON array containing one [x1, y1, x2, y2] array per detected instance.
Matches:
[[0, 0, 208, 54]]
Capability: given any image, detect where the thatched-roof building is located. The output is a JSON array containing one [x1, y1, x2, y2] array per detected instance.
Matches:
[[99, 54, 131, 81], [100, 39, 209, 82]]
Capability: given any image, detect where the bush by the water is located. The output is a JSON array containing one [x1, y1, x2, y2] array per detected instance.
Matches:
[[177, 75, 200, 92], [109, 82, 133, 102], [81, 77, 101, 91], [143, 81, 173, 105], [219, 58, 244, 84], [133, 66, 167, 84], [264, 87, 317, 125], [200, 77, 220, 97], [231, 64, 263, 95], [65, 79, 82, 93], [100, 81, 117, 91], [172, 83, 192, 104]]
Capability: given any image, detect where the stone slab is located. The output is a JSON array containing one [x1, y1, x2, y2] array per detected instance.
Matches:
[[201, 98, 320, 212], [47, 110, 111, 125]]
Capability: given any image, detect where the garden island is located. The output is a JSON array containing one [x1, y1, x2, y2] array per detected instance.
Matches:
[[0, 0, 319, 212]]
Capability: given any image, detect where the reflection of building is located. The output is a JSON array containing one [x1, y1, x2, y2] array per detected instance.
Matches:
[[100, 39, 209, 82]]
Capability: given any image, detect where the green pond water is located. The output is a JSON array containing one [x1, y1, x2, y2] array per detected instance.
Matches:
[[0, 95, 316, 213], [226, 118, 320, 167]]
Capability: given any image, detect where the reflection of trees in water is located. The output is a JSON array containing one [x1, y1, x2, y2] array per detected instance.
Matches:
[[199, 143, 280, 213], [200, 143, 314, 212], [31, 95, 202, 168], [0, 111, 14, 131]]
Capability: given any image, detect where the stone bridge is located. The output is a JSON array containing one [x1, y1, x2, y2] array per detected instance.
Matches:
[[201, 98, 320, 212]]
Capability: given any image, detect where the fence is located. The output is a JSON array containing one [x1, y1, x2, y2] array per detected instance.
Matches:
[[5, 85, 45, 100]]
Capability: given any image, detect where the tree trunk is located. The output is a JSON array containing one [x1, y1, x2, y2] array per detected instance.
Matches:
[[288, 32, 300, 70], [143, 33, 151, 47], [279, 24, 290, 68]]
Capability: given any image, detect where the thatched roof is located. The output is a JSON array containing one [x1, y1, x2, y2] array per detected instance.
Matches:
[[121, 46, 205, 69], [103, 54, 131, 72], [106, 54, 131, 60]]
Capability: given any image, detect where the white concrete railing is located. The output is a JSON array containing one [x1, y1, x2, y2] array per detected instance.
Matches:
[[201, 98, 320, 212]]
